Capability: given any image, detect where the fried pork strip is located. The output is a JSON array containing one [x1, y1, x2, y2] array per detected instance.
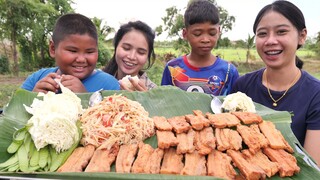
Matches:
[[57, 144, 95, 172], [160, 148, 184, 174], [242, 149, 279, 177], [194, 127, 215, 155], [231, 112, 263, 124], [152, 116, 172, 131], [193, 110, 210, 127], [181, 150, 207, 176], [185, 114, 205, 130], [206, 112, 240, 128], [207, 150, 237, 180], [144, 148, 164, 174], [200, 126, 216, 149], [85, 143, 119, 172], [237, 124, 269, 153], [115, 143, 139, 173], [263, 147, 300, 177], [227, 150, 266, 180], [156, 130, 178, 149], [176, 129, 195, 154], [167, 116, 191, 133], [215, 128, 242, 151], [131, 142, 155, 173], [184, 110, 211, 130], [258, 121, 294, 153]]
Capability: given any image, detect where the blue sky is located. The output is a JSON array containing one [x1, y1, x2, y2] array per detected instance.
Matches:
[[73, 0, 319, 41]]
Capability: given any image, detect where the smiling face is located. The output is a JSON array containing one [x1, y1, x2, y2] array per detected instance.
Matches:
[[183, 22, 220, 56], [49, 33, 98, 80], [115, 30, 149, 79], [255, 11, 306, 69]]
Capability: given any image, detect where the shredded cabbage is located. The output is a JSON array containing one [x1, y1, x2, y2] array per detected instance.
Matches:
[[221, 91, 256, 113], [24, 84, 83, 153]]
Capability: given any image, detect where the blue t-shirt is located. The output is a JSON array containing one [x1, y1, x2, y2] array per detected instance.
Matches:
[[21, 67, 120, 92], [231, 68, 320, 145], [161, 55, 239, 96]]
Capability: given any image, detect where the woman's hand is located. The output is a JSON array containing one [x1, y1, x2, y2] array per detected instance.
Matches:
[[119, 77, 147, 92]]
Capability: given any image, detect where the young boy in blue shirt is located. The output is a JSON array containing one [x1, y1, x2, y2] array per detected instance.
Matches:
[[161, 0, 239, 96], [21, 13, 119, 93]]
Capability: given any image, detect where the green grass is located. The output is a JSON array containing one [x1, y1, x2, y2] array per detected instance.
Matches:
[[313, 72, 320, 79], [0, 84, 19, 109]]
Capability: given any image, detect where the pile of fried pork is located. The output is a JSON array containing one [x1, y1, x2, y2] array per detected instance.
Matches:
[[57, 110, 300, 180]]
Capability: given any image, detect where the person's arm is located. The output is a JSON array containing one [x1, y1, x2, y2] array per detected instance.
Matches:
[[160, 65, 173, 86], [304, 129, 320, 168]]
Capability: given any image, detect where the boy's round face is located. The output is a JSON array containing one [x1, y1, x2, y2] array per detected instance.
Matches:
[[49, 34, 98, 80], [183, 22, 220, 56], [115, 30, 149, 79]]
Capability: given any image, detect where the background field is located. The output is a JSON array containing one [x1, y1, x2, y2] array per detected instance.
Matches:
[[1, 48, 319, 108]]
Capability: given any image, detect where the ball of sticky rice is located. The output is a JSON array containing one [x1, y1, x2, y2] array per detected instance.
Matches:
[[120, 75, 139, 90], [221, 92, 256, 113]]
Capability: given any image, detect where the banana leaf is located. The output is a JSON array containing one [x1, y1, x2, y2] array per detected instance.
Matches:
[[0, 86, 320, 179]]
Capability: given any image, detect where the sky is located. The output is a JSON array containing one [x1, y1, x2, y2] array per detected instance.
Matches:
[[72, 0, 320, 41]]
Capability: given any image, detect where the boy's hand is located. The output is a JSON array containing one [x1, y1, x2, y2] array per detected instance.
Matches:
[[60, 74, 87, 93], [33, 73, 61, 93]]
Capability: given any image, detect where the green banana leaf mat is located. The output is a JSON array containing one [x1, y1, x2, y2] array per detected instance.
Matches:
[[0, 86, 319, 179]]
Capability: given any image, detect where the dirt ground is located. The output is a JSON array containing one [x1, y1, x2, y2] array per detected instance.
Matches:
[[0, 76, 26, 85]]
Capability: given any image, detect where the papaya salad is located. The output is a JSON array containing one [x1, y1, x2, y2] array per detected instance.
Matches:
[[80, 94, 155, 148]]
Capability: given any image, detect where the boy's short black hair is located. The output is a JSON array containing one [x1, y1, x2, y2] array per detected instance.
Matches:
[[52, 13, 97, 46], [184, 0, 220, 27]]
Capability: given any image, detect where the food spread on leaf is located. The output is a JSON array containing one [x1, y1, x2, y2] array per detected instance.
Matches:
[[58, 110, 300, 179], [0, 89, 304, 179]]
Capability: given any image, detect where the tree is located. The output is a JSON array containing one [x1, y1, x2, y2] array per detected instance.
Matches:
[[19, 0, 74, 69], [0, 0, 73, 75], [155, 0, 235, 54], [245, 34, 255, 63], [234, 39, 246, 48], [92, 17, 115, 67], [0, 0, 34, 75], [219, 37, 231, 47]]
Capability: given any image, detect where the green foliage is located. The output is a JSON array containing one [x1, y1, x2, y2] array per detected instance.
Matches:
[[18, 38, 36, 71], [245, 34, 255, 63], [97, 43, 112, 67], [0, 56, 10, 74], [0, 84, 16, 109], [92, 17, 115, 67], [219, 37, 231, 47], [0, 0, 73, 74], [147, 59, 165, 86]]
